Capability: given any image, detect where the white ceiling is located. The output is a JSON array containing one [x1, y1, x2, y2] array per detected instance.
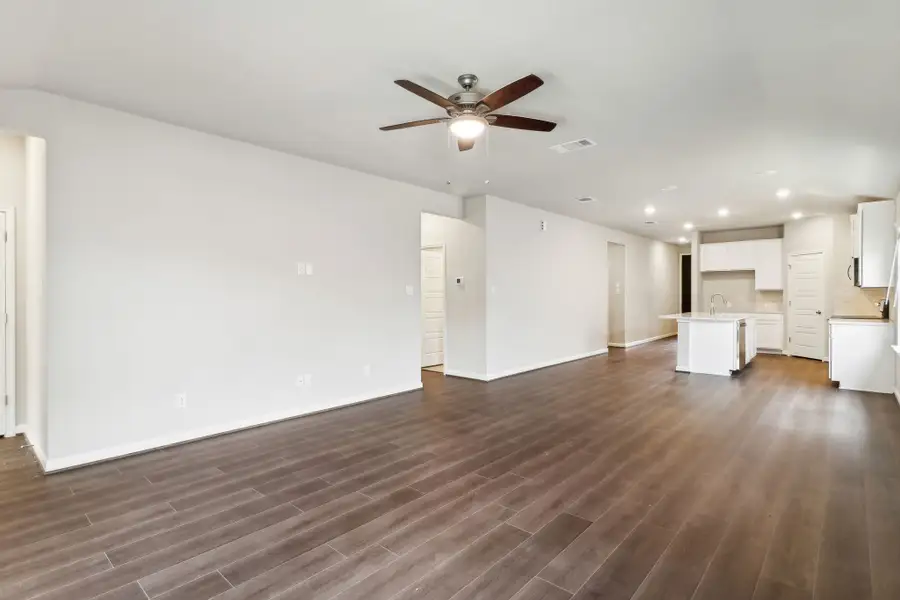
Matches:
[[3, 0, 900, 241]]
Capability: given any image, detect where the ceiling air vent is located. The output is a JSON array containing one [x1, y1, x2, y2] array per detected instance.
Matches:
[[550, 138, 597, 154], [644, 220, 657, 226], [576, 196, 596, 203]]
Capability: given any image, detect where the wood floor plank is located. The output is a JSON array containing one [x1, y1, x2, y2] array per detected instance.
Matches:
[[154, 571, 232, 600], [330, 503, 516, 600], [510, 578, 572, 600], [452, 513, 590, 600], [539, 485, 661, 593], [216, 488, 422, 589]]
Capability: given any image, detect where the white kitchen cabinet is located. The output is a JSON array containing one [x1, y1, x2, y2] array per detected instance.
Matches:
[[700, 241, 754, 272], [754, 315, 784, 352], [828, 319, 893, 393], [699, 238, 784, 290], [754, 239, 784, 290], [855, 200, 895, 288]]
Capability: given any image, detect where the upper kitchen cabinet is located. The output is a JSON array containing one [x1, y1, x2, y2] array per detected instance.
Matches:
[[754, 239, 783, 290], [853, 199, 895, 288], [699, 238, 784, 290]]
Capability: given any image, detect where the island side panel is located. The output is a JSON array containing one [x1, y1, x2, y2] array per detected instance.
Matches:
[[688, 320, 738, 376], [676, 319, 691, 371]]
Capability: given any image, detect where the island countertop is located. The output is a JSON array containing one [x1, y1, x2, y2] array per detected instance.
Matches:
[[659, 312, 751, 322]]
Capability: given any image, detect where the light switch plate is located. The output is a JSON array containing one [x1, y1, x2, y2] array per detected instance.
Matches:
[[305, 263, 314, 275], [405, 285, 414, 296], [297, 262, 306, 275]]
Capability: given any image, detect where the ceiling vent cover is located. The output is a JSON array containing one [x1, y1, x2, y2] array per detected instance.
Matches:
[[576, 196, 596, 203], [550, 138, 597, 154]]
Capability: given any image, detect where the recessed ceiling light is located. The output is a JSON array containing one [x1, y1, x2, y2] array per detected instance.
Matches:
[[792, 211, 803, 220], [576, 196, 596, 203], [756, 169, 778, 176], [484, 179, 490, 184], [718, 208, 729, 217], [678, 236, 688, 243], [661, 185, 678, 193], [644, 205, 656, 215], [776, 188, 792, 199], [683, 222, 694, 230]]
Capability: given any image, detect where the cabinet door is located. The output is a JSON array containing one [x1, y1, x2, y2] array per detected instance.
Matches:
[[858, 200, 896, 288], [756, 319, 783, 350], [754, 239, 784, 290], [700, 243, 725, 272]]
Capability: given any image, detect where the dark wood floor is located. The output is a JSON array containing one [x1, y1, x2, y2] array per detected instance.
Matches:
[[1, 340, 899, 600]]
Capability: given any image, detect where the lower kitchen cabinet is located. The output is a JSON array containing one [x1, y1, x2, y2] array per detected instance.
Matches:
[[828, 318, 893, 394]]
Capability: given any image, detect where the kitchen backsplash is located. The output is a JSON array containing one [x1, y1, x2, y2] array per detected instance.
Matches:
[[701, 271, 784, 312]]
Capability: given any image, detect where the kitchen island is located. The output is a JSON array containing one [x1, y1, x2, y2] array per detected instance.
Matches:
[[659, 313, 758, 376]]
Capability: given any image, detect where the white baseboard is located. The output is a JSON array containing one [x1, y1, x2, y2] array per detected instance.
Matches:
[[445, 349, 610, 382], [895, 387, 900, 407], [608, 333, 676, 349], [485, 348, 609, 381], [42, 382, 423, 474], [443, 369, 491, 381], [15, 424, 27, 434]]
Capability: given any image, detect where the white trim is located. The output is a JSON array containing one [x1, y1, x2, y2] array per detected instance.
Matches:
[[608, 332, 677, 349], [486, 348, 609, 381], [41, 382, 422, 473], [0, 208, 15, 437], [445, 348, 611, 382], [444, 369, 491, 381]]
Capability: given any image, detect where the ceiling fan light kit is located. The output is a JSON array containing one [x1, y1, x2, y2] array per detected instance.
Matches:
[[380, 73, 557, 151]]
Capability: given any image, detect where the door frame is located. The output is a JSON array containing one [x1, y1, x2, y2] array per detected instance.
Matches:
[[786, 249, 826, 361], [0, 208, 15, 437], [678, 252, 691, 314], [421, 244, 447, 372]]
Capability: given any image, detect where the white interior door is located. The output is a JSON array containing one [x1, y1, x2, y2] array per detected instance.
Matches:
[[421, 247, 445, 367], [788, 252, 825, 360]]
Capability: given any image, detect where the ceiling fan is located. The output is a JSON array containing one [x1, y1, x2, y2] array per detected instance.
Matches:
[[379, 74, 557, 151]]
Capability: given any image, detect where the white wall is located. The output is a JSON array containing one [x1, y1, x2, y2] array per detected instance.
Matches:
[[0, 90, 460, 469], [420, 210, 486, 378], [484, 196, 608, 377], [24, 136, 46, 461], [0, 134, 28, 435]]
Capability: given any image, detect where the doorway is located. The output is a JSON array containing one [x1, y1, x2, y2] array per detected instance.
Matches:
[[607, 242, 626, 347], [788, 251, 825, 360], [680, 253, 691, 313], [421, 246, 446, 371]]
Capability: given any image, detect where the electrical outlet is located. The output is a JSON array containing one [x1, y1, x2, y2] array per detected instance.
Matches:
[[297, 262, 306, 275], [305, 373, 313, 388], [175, 393, 187, 409], [296, 375, 306, 387]]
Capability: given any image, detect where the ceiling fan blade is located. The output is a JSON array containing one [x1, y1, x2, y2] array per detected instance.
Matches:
[[458, 138, 475, 152], [379, 118, 448, 131], [480, 74, 544, 111], [394, 80, 457, 110], [491, 114, 557, 132]]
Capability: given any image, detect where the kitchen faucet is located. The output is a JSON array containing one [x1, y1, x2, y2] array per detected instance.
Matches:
[[709, 293, 727, 316]]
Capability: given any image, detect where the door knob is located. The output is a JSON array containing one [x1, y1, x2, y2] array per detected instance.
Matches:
[[816, 310, 822, 315]]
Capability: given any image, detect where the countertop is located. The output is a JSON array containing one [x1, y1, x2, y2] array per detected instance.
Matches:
[[829, 316, 890, 325], [659, 312, 749, 322]]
